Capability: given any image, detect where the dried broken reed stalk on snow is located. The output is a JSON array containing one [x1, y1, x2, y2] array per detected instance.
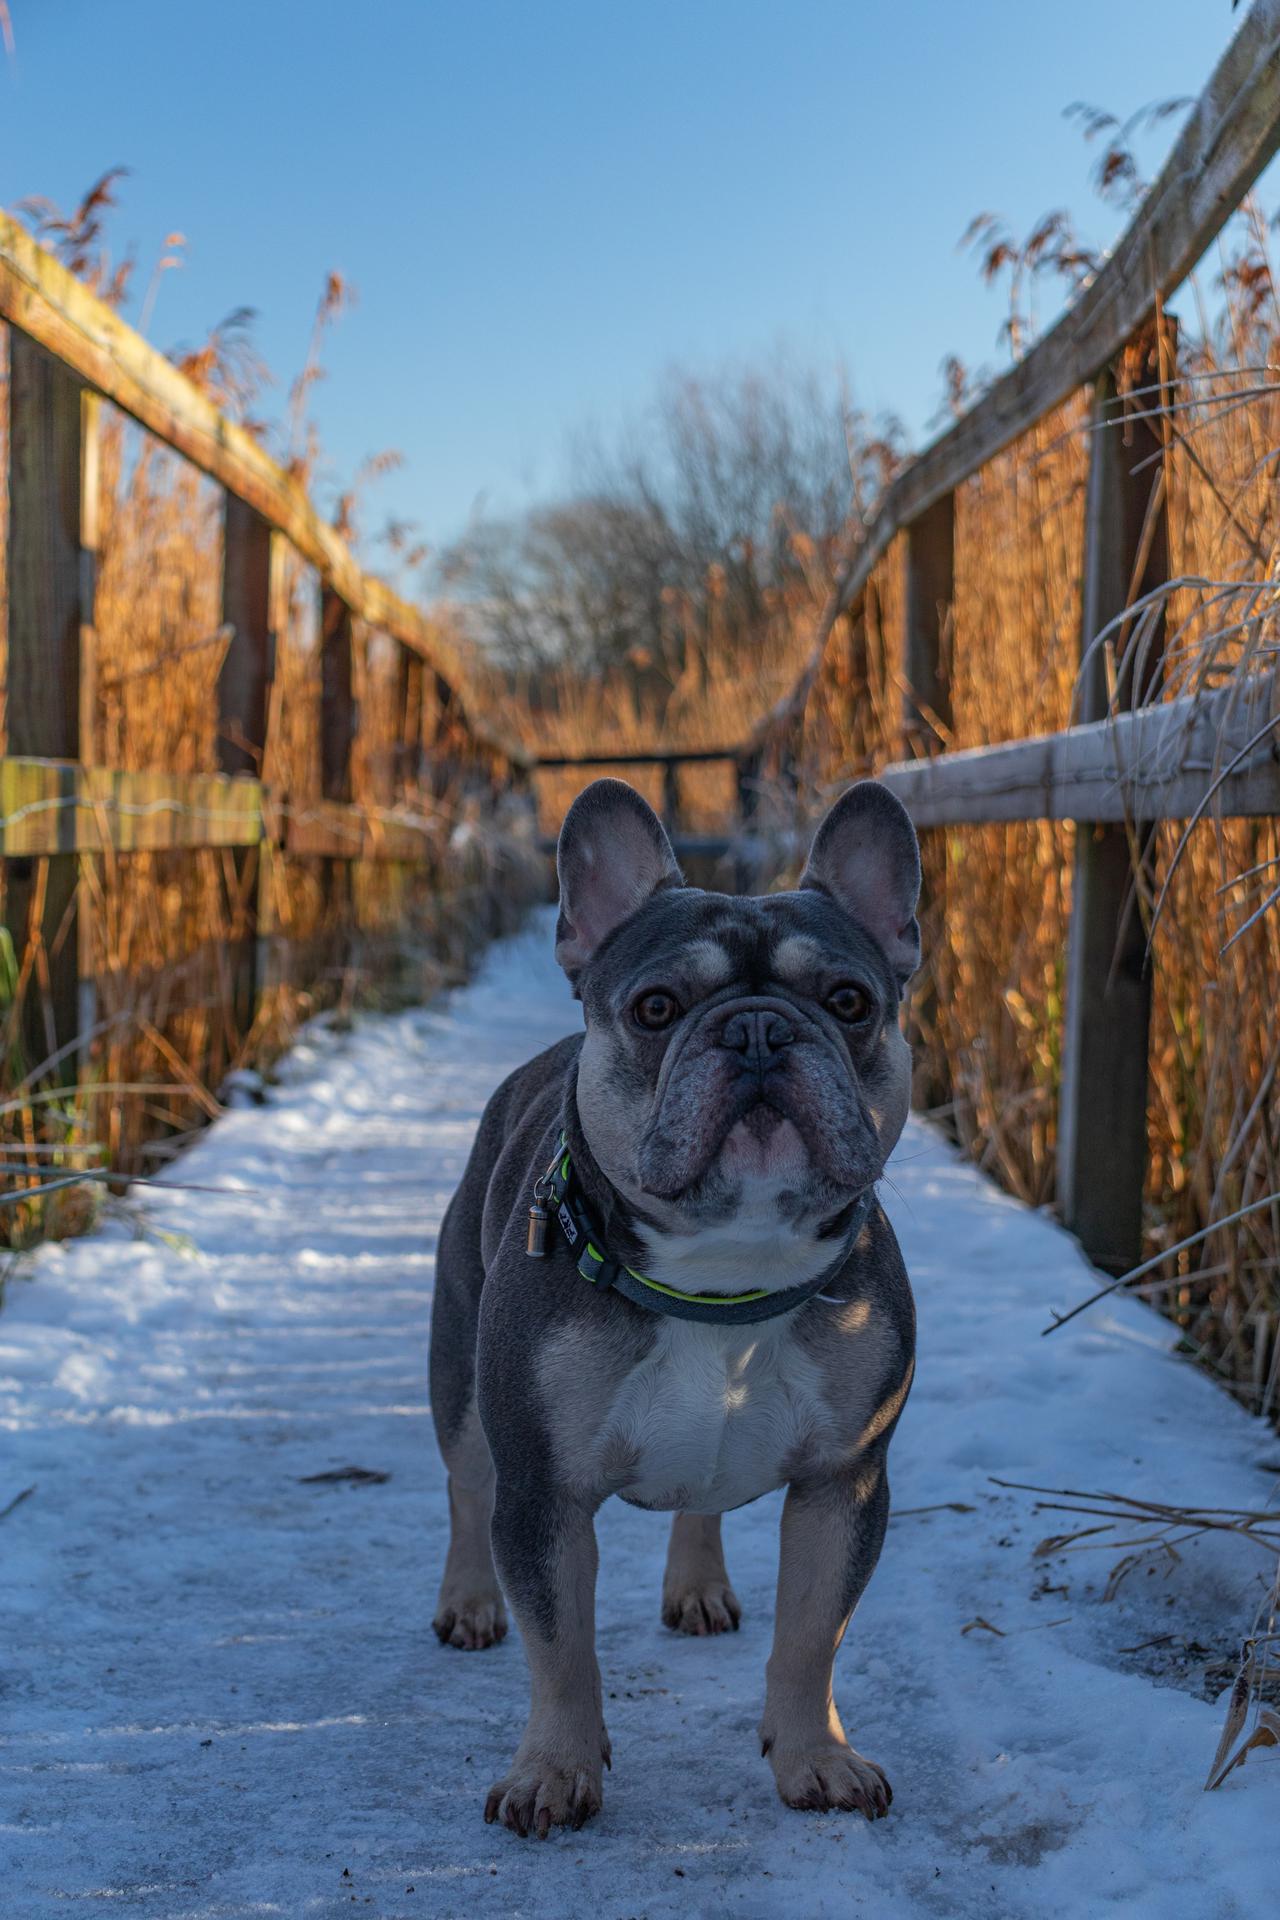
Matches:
[[1204, 1557, 1280, 1791], [993, 1479, 1280, 1788]]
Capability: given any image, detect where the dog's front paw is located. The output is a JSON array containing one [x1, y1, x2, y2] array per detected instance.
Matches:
[[433, 1589, 507, 1651], [661, 1577, 741, 1636], [483, 1751, 605, 1838], [763, 1737, 891, 1819]]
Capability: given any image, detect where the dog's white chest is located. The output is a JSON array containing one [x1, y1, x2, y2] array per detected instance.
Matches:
[[603, 1318, 834, 1514]]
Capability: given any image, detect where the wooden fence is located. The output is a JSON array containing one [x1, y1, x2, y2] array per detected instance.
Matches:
[[0, 210, 532, 1081], [6, 2, 1280, 1277], [575, 2, 1280, 1280]]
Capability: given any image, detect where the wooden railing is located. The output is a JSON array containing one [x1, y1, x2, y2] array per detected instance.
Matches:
[[0, 210, 532, 1071], [736, 0, 1280, 1275], [533, 748, 743, 839], [7, 3, 1280, 1270]]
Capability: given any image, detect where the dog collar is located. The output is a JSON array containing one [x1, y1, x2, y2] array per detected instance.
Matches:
[[526, 1134, 874, 1326]]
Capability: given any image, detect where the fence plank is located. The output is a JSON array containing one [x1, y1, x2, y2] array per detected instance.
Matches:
[[4, 334, 90, 1070], [0, 758, 459, 864], [903, 493, 955, 1110], [903, 494, 955, 757], [662, 760, 681, 834], [0, 761, 264, 856], [217, 500, 280, 1027], [218, 500, 277, 779], [318, 589, 357, 935], [396, 647, 426, 795], [536, 747, 739, 769], [735, 750, 762, 825], [319, 591, 357, 804], [281, 800, 435, 864], [877, 671, 1280, 826], [1057, 352, 1172, 1273]]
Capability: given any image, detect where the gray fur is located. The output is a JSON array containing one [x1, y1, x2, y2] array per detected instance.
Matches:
[[429, 778, 920, 1834]]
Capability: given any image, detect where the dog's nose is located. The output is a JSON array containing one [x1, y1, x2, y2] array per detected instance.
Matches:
[[718, 1008, 795, 1072]]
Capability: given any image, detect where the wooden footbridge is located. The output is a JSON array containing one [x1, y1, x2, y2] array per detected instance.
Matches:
[[4, 1, 1280, 1288]]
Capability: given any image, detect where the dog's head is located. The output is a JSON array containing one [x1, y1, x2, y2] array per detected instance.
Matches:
[[556, 778, 919, 1254]]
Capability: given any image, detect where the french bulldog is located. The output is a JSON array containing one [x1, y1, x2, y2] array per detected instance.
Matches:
[[429, 777, 919, 1837]]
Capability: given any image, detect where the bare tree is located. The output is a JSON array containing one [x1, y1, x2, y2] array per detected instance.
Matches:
[[436, 351, 902, 682]]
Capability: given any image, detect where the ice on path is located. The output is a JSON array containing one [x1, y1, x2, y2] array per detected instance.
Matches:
[[1, 912, 1277, 1919]]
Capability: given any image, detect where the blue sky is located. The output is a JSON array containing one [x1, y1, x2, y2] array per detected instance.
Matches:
[[0, 0, 1253, 566]]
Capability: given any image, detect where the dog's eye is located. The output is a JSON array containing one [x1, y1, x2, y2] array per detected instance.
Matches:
[[633, 991, 680, 1031], [826, 984, 873, 1025]]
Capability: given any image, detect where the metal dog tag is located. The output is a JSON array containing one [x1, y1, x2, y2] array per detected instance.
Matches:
[[526, 1202, 550, 1258]]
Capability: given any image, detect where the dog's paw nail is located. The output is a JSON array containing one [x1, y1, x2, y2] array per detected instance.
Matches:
[[435, 1595, 508, 1651], [770, 1744, 892, 1817], [485, 1761, 603, 1838], [663, 1582, 743, 1637]]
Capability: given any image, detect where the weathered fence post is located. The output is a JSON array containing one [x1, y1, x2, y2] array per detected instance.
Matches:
[[903, 494, 954, 759], [5, 335, 97, 1072], [902, 491, 955, 1110], [429, 671, 455, 799], [319, 591, 356, 804], [319, 587, 357, 939], [732, 747, 762, 894], [735, 748, 761, 828], [1057, 335, 1172, 1273], [395, 646, 425, 795], [844, 596, 870, 760], [218, 496, 279, 1031], [662, 759, 680, 837]]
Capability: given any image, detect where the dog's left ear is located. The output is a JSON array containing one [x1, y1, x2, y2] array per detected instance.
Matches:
[[555, 779, 683, 983], [800, 781, 921, 988]]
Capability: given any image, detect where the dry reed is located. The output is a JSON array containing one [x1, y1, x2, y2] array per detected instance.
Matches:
[[0, 218, 541, 1245], [757, 217, 1280, 1426]]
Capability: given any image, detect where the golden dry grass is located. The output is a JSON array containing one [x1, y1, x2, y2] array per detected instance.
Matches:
[[781, 320, 1280, 1418], [0, 317, 541, 1243], [479, 253, 1280, 1421], [2, 171, 1279, 1425]]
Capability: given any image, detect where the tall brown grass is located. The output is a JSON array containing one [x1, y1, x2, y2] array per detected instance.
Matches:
[[774, 237, 1280, 1422], [484, 579, 819, 832], [480, 187, 1280, 1424], [0, 215, 540, 1246], [6, 154, 1280, 1431]]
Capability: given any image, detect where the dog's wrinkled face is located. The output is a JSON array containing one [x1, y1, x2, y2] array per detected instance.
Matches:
[[555, 780, 921, 1249]]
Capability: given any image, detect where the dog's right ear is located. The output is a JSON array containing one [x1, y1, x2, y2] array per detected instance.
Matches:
[[555, 779, 683, 984]]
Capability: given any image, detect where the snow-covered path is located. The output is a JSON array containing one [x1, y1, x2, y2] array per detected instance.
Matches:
[[2, 914, 1277, 1920]]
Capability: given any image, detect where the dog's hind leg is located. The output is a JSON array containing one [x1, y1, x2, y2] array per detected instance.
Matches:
[[430, 1193, 507, 1651], [661, 1512, 741, 1635]]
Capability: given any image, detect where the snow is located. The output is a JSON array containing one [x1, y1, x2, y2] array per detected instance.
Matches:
[[1, 909, 1276, 1920]]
